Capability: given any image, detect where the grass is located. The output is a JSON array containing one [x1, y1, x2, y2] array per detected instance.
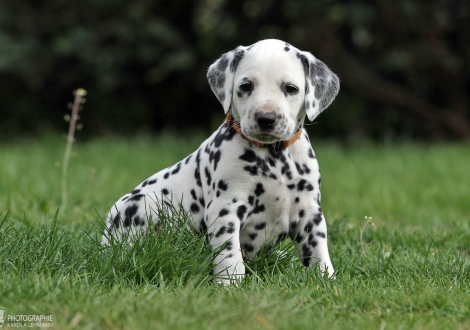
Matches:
[[0, 133, 469, 329]]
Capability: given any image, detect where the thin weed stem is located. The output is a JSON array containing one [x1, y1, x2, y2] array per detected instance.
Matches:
[[61, 88, 87, 211]]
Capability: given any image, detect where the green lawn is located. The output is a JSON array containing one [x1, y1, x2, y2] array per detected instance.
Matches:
[[1, 133, 469, 329]]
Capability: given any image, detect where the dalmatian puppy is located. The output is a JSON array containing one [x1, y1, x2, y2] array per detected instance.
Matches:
[[102, 39, 339, 284]]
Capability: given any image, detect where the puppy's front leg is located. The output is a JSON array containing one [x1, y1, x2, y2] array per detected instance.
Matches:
[[289, 208, 334, 278], [206, 204, 245, 285]]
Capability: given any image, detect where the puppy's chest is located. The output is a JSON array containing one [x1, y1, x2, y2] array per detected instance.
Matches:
[[202, 141, 321, 218], [246, 154, 319, 217], [234, 149, 321, 254]]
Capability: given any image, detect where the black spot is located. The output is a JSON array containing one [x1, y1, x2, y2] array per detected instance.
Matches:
[[298, 210, 305, 218], [308, 149, 315, 159], [256, 158, 269, 173], [208, 67, 225, 90], [297, 179, 307, 191], [295, 234, 304, 244], [227, 222, 236, 233], [199, 218, 207, 233], [210, 150, 221, 171], [281, 163, 290, 174], [266, 158, 276, 167], [172, 162, 182, 175], [284, 46, 290, 52], [308, 233, 314, 244], [194, 168, 202, 187], [226, 253, 234, 258], [194, 152, 203, 187], [239, 149, 257, 163], [212, 124, 236, 148], [308, 234, 318, 247], [141, 180, 148, 187], [191, 189, 197, 200], [131, 189, 141, 195], [316, 232, 326, 238], [121, 196, 129, 201], [190, 203, 200, 213], [254, 183, 265, 196], [255, 222, 266, 230], [230, 49, 245, 73], [295, 162, 304, 175], [148, 179, 157, 185], [161, 188, 169, 195], [232, 198, 238, 203], [275, 232, 288, 245], [295, 197, 300, 203], [290, 221, 299, 230], [128, 194, 144, 202], [249, 233, 258, 240], [123, 205, 138, 227], [164, 172, 170, 179], [304, 133, 311, 143], [306, 184, 314, 191], [287, 184, 296, 190], [218, 180, 228, 190], [219, 208, 229, 217], [216, 191, 221, 197], [204, 167, 212, 186], [303, 164, 311, 174], [248, 196, 255, 205], [133, 216, 145, 226], [269, 148, 284, 159], [217, 54, 229, 71], [244, 165, 258, 175], [207, 200, 213, 208], [199, 197, 205, 207], [125, 205, 138, 218], [269, 173, 277, 180], [225, 241, 233, 250], [185, 155, 192, 164], [313, 213, 322, 225], [250, 200, 265, 215], [217, 91, 225, 102], [215, 226, 226, 238], [304, 222, 313, 233], [113, 214, 120, 228], [237, 205, 247, 221], [242, 243, 254, 252], [302, 246, 312, 267], [281, 163, 292, 180]]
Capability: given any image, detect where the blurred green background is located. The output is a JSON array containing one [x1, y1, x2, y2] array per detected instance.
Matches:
[[1, 0, 469, 141]]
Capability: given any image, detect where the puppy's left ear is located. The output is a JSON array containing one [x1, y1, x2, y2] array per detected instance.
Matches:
[[297, 51, 340, 121], [207, 46, 247, 113]]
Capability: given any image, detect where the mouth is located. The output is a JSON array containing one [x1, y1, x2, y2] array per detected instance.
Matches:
[[249, 133, 284, 143]]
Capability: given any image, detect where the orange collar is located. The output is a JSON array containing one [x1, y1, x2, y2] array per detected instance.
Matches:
[[225, 112, 302, 149]]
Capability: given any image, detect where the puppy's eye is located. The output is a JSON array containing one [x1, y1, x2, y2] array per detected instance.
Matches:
[[240, 82, 253, 93], [284, 84, 299, 95]]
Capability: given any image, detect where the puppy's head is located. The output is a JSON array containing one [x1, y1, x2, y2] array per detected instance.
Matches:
[[207, 39, 339, 144]]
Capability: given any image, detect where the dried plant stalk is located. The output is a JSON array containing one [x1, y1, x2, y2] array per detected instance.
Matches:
[[61, 88, 86, 211]]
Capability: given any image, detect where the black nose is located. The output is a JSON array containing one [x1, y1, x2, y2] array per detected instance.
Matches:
[[255, 111, 277, 130]]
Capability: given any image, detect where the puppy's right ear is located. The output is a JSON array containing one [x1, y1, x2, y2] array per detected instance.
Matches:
[[207, 46, 246, 113]]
